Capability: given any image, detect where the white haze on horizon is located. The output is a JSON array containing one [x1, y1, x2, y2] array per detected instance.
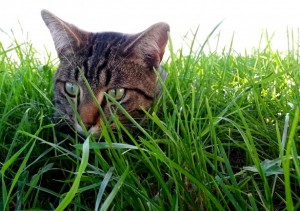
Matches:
[[1, 0, 299, 59]]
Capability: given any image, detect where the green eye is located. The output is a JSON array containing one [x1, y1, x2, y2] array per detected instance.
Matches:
[[65, 82, 79, 97], [107, 88, 125, 101]]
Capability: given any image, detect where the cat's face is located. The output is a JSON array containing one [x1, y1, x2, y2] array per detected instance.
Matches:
[[41, 10, 169, 136]]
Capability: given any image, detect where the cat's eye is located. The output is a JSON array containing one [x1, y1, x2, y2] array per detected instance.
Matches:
[[65, 82, 79, 97], [107, 88, 125, 101]]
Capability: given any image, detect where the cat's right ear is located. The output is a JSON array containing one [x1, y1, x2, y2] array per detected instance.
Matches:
[[123, 22, 170, 69], [41, 10, 90, 57]]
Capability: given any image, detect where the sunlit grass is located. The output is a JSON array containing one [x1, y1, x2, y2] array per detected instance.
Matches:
[[0, 29, 300, 210]]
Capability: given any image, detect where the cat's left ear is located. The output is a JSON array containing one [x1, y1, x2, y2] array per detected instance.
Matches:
[[124, 22, 170, 68], [41, 10, 90, 57]]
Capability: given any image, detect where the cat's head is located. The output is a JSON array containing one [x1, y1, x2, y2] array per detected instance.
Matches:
[[41, 10, 169, 136]]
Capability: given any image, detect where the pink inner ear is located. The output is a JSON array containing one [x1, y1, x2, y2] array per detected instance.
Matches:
[[148, 22, 169, 62], [157, 34, 168, 61], [41, 10, 91, 56], [123, 22, 169, 67]]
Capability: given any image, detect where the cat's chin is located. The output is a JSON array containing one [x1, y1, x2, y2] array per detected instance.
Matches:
[[88, 127, 101, 137], [75, 123, 101, 137]]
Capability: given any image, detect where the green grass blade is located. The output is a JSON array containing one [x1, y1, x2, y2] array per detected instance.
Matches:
[[3, 140, 35, 210], [95, 167, 114, 211], [55, 136, 90, 211], [283, 106, 299, 211], [248, 193, 258, 211], [99, 167, 129, 211]]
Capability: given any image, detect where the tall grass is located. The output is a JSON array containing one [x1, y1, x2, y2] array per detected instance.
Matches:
[[0, 29, 299, 210]]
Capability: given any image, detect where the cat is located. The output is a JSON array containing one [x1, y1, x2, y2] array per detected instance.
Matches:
[[41, 10, 169, 136]]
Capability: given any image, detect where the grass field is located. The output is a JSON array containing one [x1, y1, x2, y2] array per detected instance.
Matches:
[[0, 30, 300, 210]]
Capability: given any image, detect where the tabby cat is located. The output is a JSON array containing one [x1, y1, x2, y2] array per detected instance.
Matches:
[[41, 10, 169, 136]]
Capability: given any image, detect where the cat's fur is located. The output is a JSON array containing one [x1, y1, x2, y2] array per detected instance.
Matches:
[[41, 10, 169, 136]]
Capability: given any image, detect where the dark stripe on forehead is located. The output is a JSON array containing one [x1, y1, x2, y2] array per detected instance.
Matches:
[[100, 47, 111, 70], [82, 60, 89, 79], [74, 66, 79, 81], [105, 70, 111, 86], [95, 46, 111, 81], [75, 41, 95, 81]]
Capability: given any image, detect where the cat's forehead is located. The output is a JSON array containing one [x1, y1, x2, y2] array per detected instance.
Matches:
[[95, 31, 125, 39], [93, 32, 129, 45], [76, 31, 131, 61]]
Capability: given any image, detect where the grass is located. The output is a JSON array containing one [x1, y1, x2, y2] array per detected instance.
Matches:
[[0, 29, 300, 210]]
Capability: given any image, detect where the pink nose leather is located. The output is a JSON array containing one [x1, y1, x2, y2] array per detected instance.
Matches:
[[79, 102, 100, 129]]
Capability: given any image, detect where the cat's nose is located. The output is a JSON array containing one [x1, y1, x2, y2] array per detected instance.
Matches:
[[79, 102, 100, 130]]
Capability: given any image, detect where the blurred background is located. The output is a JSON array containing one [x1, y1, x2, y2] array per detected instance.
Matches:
[[1, 0, 299, 58]]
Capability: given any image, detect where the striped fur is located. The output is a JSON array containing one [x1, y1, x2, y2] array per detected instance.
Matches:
[[41, 10, 169, 136]]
